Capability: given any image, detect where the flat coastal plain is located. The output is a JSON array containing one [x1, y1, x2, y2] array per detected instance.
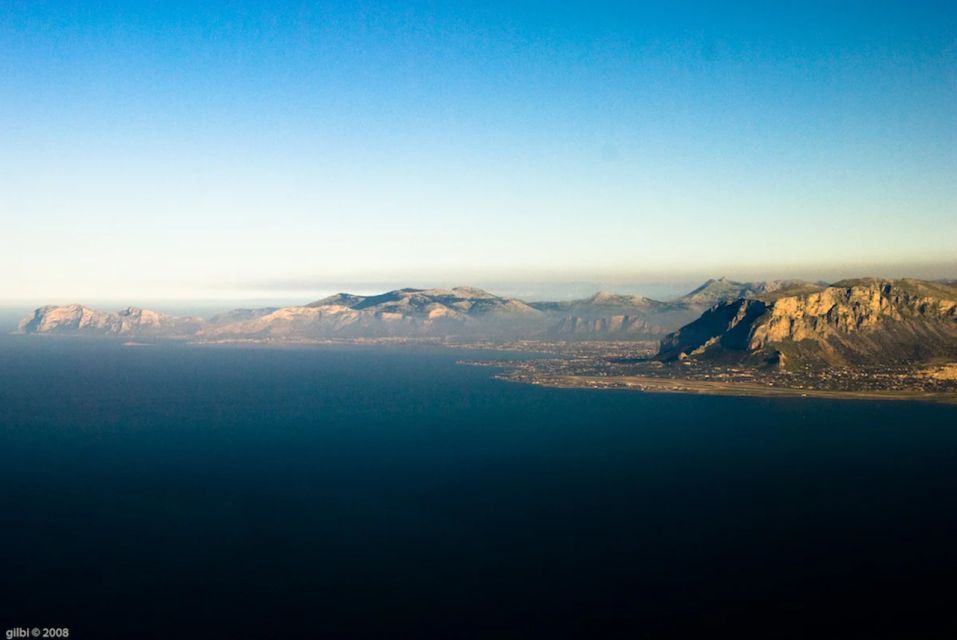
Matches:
[[509, 373, 957, 405]]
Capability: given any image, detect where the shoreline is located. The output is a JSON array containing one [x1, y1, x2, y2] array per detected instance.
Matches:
[[502, 374, 957, 405]]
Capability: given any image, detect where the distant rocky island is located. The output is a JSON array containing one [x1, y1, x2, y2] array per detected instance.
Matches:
[[15, 277, 957, 403]]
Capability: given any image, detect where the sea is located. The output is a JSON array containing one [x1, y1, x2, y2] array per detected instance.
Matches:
[[1, 335, 956, 638]]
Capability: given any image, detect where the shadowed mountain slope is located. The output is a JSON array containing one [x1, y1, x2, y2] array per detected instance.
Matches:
[[673, 277, 819, 307]]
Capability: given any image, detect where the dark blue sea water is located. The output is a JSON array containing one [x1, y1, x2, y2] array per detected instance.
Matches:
[[1, 337, 957, 639]]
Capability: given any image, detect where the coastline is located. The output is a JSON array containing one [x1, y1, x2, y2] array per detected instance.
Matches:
[[501, 374, 957, 405]]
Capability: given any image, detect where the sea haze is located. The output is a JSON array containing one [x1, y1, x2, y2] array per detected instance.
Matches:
[[1, 337, 956, 638]]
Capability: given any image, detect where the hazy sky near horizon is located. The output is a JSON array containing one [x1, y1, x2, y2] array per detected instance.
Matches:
[[1, 1, 955, 302]]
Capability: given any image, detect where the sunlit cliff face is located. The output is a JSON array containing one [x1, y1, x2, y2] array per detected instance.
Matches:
[[750, 281, 957, 349]]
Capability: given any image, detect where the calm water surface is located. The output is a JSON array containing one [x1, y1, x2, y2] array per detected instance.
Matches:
[[1, 337, 956, 638]]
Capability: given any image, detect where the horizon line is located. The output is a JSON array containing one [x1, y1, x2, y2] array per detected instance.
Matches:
[[3, 272, 956, 312]]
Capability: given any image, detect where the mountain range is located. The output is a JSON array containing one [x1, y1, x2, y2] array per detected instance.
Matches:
[[16, 278, 779, 341], [16, 278, 957, 369]]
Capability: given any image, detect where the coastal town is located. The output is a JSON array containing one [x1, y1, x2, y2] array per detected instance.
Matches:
[[458, 344, 957, 404]]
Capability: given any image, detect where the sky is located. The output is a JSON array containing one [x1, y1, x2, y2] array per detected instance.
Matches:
[[1, 1, 955, 304]]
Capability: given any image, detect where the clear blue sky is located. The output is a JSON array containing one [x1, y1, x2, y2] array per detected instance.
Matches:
[[1, 1, 955, 303]]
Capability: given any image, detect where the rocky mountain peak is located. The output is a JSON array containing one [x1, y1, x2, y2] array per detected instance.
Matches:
[[658, 279, 957, 366]]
